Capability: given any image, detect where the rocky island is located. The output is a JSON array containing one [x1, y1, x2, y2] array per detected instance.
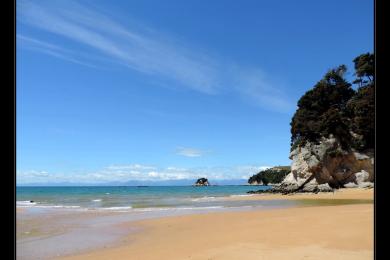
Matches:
[[194, 178, 210, 186]]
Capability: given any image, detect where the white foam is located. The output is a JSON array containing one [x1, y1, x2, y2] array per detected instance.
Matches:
[[133, 207, 171, 212], [178, 206, 224, 210], [99, 206, 133, 211], [17, 201, 37, 206], [134, 206, 225, 212], [92, 199, 102, 202], [229, 194, 255, 198], [190, 196, 219, 202], [35, 205, 81, 209], [17, 201, 83, 209]]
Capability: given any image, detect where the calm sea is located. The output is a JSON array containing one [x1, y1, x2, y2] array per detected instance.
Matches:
[[17, 185, 276, 212]]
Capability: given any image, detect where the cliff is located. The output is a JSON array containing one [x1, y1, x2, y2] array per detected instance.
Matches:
[[278, 136, 373, 192], [249, 53, 374, 194]]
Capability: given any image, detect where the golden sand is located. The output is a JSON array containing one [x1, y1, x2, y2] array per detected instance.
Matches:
[[61, 188, 373, 260]]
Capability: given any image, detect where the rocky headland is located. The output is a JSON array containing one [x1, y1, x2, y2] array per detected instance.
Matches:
[[249, 53, 374, 195], [249, 137, 373, 195]]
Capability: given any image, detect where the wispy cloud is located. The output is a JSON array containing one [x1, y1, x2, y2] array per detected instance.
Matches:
[[175, 147, 210, 157], [17, 164, 272, 184], [17, 35, 100, 68], [17, 0, 219, 94], [17, 0, 293, 112]]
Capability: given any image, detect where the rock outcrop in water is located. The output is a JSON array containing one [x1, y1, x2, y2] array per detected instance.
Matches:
[[194, 178, 210, 186]]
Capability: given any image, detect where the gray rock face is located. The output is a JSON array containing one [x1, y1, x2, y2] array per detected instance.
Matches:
[[355, 170, 370, 184], [344, 182, 359, 188], [317, 183, 333, 192], [358, 182, 374, 189], [281, 136, 374, 191]]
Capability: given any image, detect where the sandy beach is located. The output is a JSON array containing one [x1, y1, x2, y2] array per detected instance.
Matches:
[[60, 188, 373, 260], [16, 1, 375, 259]]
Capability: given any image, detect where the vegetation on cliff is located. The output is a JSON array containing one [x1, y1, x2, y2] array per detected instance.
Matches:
[[248, 166, 291, 185], [290, 53, 374, 152]]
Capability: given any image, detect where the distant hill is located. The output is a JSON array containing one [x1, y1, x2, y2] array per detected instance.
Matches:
[[248, 166, 291, 185]]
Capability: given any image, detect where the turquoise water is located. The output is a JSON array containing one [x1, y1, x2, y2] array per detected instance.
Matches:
[[18, 185, 297, 260], [17, 185, 275, 211]]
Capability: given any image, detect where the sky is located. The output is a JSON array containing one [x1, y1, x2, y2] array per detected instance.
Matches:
[[16, 0, 373, 185]]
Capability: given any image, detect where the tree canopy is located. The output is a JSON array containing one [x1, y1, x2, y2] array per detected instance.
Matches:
[[290, 53, 374, 152], [347, 53, 374, 150], [248, 166, 290, 185], [352, 53, 374, 86]]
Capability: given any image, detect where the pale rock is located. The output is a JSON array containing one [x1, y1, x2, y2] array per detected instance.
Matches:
[[317, 183, 333, 192], [301, 178, 319, 192], [354, 152, 370, 160], [358, 182, 374, 189], [344, 182, 359, 188], [283, 136, 374, 191], [355, 170, 370, 184]]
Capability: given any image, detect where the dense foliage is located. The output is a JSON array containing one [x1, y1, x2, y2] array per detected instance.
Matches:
[[290, 53, 374, 152], [248, 166, 291, 185], [347, 53, 375, 150]]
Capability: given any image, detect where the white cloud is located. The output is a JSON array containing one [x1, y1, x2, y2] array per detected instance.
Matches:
[[16, 164, 273, 184], [176, 147, 209, 157], [106, 164, 157, 170], [17, 0, 294, 113]]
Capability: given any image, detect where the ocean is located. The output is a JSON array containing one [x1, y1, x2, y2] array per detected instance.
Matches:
[[16, 185, 300, 259], [17, 185, 280, 212]]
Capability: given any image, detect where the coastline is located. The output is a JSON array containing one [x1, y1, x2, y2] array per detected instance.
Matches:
[[227, 186, 374, 201], [59, 188, 373, 260]]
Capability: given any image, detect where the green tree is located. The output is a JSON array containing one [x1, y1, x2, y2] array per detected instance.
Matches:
[[347, 52, 374, 151], [291, 65, 355, 149], [261, 177, 269, 186], [290, 53, 374, 152], [248, 167, 290, 185], [352, 53, 374, 87]]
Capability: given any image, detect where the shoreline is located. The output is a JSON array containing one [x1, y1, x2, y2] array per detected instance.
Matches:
[[57, 188, 373, 260], [225, 186, 374, 201]]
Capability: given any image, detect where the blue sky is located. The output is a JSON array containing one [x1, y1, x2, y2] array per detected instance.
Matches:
[[16, 0, 373, 185]]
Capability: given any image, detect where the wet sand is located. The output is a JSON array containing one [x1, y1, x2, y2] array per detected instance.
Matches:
[[60, 188, 373, 260]]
